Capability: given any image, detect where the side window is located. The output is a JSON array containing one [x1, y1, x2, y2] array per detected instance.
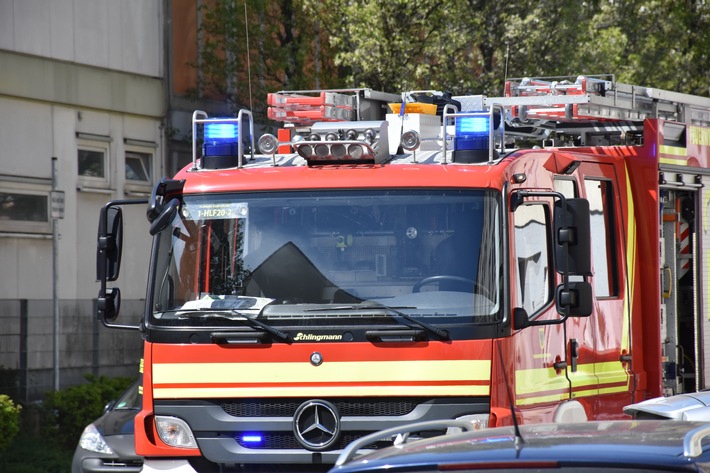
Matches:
[[584, 179, 618, 297], [77, 137, 110, 189], [513, 203, 552, 315], [554, 178, 577, 198]]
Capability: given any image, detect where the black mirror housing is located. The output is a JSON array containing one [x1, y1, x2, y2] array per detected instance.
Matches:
[[98, 287, 121, 323], [555, 199, 592, 276], [97, 205, 124, 282], [554, 198, 591, 276], [556, 281, 593, 317], [149, 198, 180, 236]]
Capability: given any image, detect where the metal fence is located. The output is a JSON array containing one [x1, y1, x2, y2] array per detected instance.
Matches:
[[0, 299, 144, 403]]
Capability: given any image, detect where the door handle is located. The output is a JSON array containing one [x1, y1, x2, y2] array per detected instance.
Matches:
[[570, 339, 579, 373]]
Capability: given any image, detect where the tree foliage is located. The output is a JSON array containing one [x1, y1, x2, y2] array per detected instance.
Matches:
[[192, 0, 708, 110]]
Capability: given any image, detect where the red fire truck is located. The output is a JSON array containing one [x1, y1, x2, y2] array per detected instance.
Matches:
[[96, 75, 710, 472]]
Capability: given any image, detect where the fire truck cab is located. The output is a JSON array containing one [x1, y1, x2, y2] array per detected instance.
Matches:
[[96, 75, 710, 472]]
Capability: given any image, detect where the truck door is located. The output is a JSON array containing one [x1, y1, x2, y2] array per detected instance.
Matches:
[[552, 177, 599, 419], [512, 197, 571, 415], [660, 183, 700, 395], [564, 161, 635, 414]]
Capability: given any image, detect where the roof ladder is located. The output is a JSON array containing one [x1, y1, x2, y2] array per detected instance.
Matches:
[[489, 75, 710, 128]]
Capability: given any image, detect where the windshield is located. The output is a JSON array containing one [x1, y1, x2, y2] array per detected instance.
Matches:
[[149, 189, 502, 328]]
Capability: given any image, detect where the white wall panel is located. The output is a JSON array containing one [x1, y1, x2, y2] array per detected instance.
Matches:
[[120, 0, 162, 76], [0, 1, 14, 49], [73, 0, 110, 68], [49, 0, 75, 61], [0, 98, 53, 178], [12, 0, 51, 57]]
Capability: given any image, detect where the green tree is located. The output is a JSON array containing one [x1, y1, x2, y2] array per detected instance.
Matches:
[[194, 0, 708, 106], [0, 394, 21, 454], [194, 0, 341, 121]]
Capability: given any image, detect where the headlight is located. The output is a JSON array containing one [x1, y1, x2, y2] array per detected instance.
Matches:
[[155, 416, 198, 449], [79, 423, 114, 454], [447, 414, 489, 434]]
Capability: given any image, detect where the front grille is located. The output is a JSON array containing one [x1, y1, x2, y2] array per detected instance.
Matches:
[[234, 431, 396, 450], [220, 398, 424, 418]]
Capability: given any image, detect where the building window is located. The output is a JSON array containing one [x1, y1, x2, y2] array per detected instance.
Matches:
[[78, 148, 106, 178], [0, 183, 51, 234], [77, 138, 110, 189], [126, 150, 153, 183], [0, 192, 47, 222], [513, 203, 552, 316]]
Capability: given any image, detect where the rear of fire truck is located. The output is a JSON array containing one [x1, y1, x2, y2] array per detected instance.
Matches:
[[95, 87, 594, 472]]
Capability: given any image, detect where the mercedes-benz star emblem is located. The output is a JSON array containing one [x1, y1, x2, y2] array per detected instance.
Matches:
[[293, 399, 340, 451], [310, 352, 323, 366]]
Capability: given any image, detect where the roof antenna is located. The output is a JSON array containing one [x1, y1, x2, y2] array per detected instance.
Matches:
[[503, 43, 510, 96], [497, 341, 524, 450], [244, 2, 253, 112]]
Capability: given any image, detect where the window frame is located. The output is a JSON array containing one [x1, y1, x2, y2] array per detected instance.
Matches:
[[124, 143, 156, 194], [0, 179, 52, 234], [77, 138, 111, 190]]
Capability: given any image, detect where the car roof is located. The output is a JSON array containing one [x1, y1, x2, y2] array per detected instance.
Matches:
[[331, 420, 710, 473], [624, 391, 710, 420]]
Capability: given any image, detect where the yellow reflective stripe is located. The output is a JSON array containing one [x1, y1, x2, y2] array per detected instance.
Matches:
[[153, 359, 490, 384], [155, 384, 488, 398], [516, 392, 568, 406], [567, 364, 597, 388], [516, 361, 630, 405], [659, 145, 687, 157], [515, 367, 568, 395], [689, 126, 710, 147], [152, 359, 491, 398], [623, 169, 635, 353]]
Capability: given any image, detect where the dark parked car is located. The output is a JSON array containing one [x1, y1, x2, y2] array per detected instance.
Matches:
[[71, 379, 143, 473], [329, 419, 710, 473]]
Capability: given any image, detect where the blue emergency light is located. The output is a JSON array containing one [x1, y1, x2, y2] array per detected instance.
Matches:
[[205, 123, 239, 141], [456, 115, 490, 136], [202, 121, 243, 169], [240, 434, 264, 445], [452, 111, 499, 163]]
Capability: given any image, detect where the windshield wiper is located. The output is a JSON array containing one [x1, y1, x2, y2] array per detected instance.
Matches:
[[306, 302, 449, 340], [180, 308, 292, 343]]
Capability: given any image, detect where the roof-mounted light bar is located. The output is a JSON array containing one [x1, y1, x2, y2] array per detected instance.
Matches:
[[290, 120, 390, 165], [191, 110, 256, 170]]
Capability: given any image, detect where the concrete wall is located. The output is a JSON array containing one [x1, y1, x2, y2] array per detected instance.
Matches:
[[0, 299, 144, 402], [0, 0, 164, 401]]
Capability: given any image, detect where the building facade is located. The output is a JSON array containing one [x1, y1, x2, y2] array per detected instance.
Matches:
[[0, 0, 164, 401]]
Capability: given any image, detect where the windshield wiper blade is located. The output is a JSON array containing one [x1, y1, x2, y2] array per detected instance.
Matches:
[[180, 308, 292, 343], [230, 309, 292, 343], [307, 303, 449, 340]]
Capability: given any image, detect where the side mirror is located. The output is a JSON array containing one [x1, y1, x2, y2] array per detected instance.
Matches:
[[95, 198, 146, 331], [149, 198, 180, 236], [98, 287, 121, 323], [556, 281, 593, 317], [97, 205, 124, 282], [554, 198, 591, 276]]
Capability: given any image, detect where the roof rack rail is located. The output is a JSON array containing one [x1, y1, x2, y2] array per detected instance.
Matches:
[[496, 75, 710, 127]]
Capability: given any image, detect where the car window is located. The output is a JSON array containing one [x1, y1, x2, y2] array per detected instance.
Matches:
[[114, 381, 141, 410]]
